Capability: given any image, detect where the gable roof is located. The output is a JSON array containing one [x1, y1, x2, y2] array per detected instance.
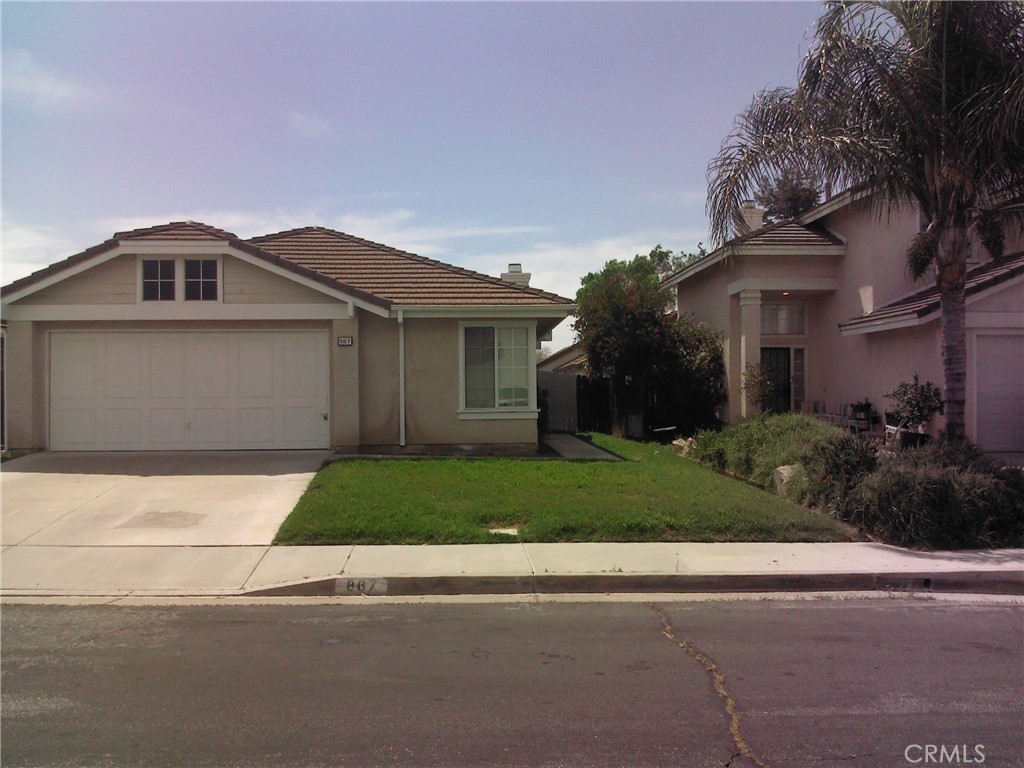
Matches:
[[0, 221, 391, 311], [662, 219, 845, 288], [115, 221, 238, 240], [839, 252, 1024, 335], [2, 221, 572, 311], [248, 226, 572, 306]]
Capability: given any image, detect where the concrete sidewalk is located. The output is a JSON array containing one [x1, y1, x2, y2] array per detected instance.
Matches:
[[2, 542, 1020, 598]]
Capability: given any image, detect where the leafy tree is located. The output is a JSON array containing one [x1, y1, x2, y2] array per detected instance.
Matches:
[[706, 1, 1024, 441], [574, 254, 725, 435], [647, 244, 709, 278], [755, 168, 821, 223], [574, 255, 675, 384]]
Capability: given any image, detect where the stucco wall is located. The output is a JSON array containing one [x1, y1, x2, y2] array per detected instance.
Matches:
[[358, 311, 401, 445], [403, 318, 537, 447]]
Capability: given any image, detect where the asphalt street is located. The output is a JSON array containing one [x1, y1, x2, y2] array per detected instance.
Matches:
[[1, 596, 1021, 767]]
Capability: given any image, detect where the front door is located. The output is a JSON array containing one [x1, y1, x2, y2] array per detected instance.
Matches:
[[760, 347, 791, 414]]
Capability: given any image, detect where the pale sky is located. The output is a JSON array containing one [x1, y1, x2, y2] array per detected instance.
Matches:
[[2, 1, 823, 350]]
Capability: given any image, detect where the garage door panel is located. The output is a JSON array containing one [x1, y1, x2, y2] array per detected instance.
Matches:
[[976, 334, 1024, 453], [193, 338, 231, 399], [283, 336, 320, 397], [52, 335, 97, 399], [149, 408, 186, 446], [238, 407, 275, 445], [105, 338, 143, 399], [105, 408, 142, 446], [238, 338, 275, 398], [149, 338, 186, 399], [52, 408, 97, 447], [50, 331, 329, 450]]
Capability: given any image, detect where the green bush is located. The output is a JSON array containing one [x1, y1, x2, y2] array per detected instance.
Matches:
[[846, 458, 1023, 549], [802, 438, 1023, 549], [692, 415, 1023, 549], [801, 431, 878, 514], [690, 414, 843, 488]]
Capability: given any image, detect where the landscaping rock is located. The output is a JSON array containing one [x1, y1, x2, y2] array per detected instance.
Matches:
[[673, 437, 696, 457], [774, 464, 806, 500]]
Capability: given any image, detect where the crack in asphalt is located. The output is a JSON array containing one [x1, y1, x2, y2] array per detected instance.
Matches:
[[649, 604, 767, 768]]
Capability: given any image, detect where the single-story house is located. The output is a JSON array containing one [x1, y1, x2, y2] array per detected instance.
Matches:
[[0, 221, 573, 454], [662, 190, 1024, 457]]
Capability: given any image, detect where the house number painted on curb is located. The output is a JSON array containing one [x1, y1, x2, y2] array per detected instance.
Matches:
[[336, 578, 387, 595]]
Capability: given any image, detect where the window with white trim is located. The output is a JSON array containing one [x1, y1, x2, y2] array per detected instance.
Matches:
[[184, 259, 218, 301], [463, 325, 531, 409], [761, 303, 806, 335], [142, 259, 175, 301], [139, 257, 221, 303]]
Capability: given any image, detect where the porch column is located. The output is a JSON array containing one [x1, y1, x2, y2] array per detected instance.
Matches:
[[739, 289, 762, 418]]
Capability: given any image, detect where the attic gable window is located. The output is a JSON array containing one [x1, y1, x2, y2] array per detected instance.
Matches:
[[185, 259, 218, 301], [142, 260, 175, 301]]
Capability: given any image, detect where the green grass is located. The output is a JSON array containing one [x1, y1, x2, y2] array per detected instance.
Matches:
[[274, 434, 857, 545]]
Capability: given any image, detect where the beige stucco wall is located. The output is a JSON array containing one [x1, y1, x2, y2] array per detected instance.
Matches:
[[358, 311, 401, 445], [403, 318, 537, 447], [222, 257, 336, 304], [17, 255, 136, 305]]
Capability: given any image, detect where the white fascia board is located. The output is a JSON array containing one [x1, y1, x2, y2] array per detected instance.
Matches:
[[395, 305, 573, 319], [3, 303, 353, 322], [727, 277, 840, 296]]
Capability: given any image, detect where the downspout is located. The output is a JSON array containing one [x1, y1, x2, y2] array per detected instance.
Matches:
[[398, 310, 406, 447]]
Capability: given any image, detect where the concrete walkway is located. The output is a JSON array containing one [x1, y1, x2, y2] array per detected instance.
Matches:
[[542, 434, 620, 461], [2, 542, 1020, 598]]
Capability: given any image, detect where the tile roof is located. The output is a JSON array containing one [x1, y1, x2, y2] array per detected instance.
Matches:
[[730, 220, 845, 249], [115, 221, 238, 240], [3, 221, 572, 310], [248, 226, 572, 306], [840, 252, 1024, 333]]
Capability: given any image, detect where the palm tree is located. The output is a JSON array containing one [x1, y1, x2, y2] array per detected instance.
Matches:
[[706, 1, 1024, 441]]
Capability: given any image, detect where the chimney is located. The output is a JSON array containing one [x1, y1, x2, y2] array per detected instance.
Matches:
[[501, 263, 531, 287], [739, 200, 766, 235]]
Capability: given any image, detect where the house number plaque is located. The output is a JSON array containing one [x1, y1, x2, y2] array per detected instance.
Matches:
[[337, 337, 353, 347]]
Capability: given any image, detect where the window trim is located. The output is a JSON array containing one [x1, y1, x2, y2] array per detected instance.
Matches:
[[457, 320, 538, 419], [137, 255, 223, 304]]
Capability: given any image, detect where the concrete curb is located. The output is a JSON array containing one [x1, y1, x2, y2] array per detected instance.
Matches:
[[243, 569, 1024, 598]]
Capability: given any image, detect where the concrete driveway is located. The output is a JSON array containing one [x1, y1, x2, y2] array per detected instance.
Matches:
[[1, 451, 329, 547], [1, 451, 330, 594]]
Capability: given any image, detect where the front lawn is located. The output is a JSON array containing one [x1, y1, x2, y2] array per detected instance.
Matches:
[[275, 434, 857, 545]]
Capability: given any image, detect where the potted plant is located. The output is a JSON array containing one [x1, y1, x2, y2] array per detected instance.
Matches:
[[885, 374, 944, 447]]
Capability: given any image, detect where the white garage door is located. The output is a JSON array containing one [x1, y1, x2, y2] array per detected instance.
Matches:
[[50, 331, 330, 450], [976, 334, 1024, 453]]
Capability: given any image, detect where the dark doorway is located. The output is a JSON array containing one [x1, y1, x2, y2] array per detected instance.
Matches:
[[760, 347, 791, 414]]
